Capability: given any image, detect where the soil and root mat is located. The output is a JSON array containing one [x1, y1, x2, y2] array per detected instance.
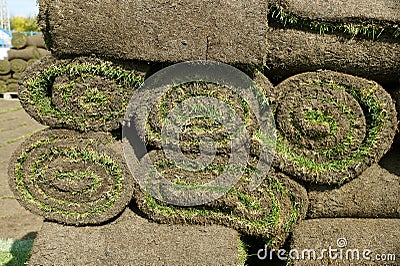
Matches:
[[270, 70, 397, 185], [307, 164, 400, 218], [8, 129, 135, 225], [19, 55, 146, 132], [289, 218, 400, 265], [28, 208, 241, 266], [265, 0, 400, 84]]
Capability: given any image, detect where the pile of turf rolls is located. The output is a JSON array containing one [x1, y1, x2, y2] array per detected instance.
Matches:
[[0, 33, 50, 93], [9, 54, 147, 226], [8, 129, 135, 225], [19, 55, 146, 132], [270, 70, 397, 185], [265, 0, 400, 85], [129, 78, 309, 248]]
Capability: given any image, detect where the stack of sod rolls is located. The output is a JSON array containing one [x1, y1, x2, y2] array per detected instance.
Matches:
[[0, 32, 50, 93], [9, 55, 147, 225]]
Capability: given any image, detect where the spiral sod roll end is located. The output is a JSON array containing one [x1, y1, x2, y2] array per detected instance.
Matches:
[[8, 129, 135, 225], [271, 70, 397, 185], [18, 55, 146, 132]]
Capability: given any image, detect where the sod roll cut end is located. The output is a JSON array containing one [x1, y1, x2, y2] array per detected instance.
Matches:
[[272, 70, 397, 185], [8, 129, 135, 225], [19, 55, 146, 132]]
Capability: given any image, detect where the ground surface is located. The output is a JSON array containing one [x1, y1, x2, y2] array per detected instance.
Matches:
[[0, 99, 45, 240]]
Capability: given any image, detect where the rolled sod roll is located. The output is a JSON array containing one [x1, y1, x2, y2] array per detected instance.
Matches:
[[7, 46, 41, 61], [26, 34, 47, 48], [19, 56, 146, 132], [290, 219, 400, 265], [0, 80, 6, 93], [270, 0, 400, 25], [0, 73, 11, 81], [137, 79, 271, 157], [6, 82, 19, 92], [307, 164, 400, 218], [271, 71, 397, 185], [0, 59, 11, 74], [27, 58, 38, 66], [390, 87, 400, 145], [10, 59, 28, 73], [8, 129, 135, 225], [11, 32, 27, 49], [131, 150, 309, 248], [12, 72, 22, 80], [37, 0, 268, 64], [37, 48, 51, 57], [29, 208, 241, 266], [7, 78, 18, 84]]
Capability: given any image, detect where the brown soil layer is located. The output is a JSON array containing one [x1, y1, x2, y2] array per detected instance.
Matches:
[[290, 218, 400, 265], [307, 164, 400, 218], [270, 0, 400, 24], [28, 208, 240, 266], [265, 28, 400, 86], [37, 0, 267, 64]]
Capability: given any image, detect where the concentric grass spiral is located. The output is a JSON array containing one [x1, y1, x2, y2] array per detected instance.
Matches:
[[19, 56, 145, 132], [271, 70, 397, 184], [132, 150, 308, 247], [144, 81, 262, 156], [8, 129, 135, 225]]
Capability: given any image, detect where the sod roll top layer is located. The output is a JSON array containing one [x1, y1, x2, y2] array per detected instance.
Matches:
[[271, 70, 397, 185], [8, 129, 135, 225], [19, 56, 146, 132], [308, 164, 400, 218], [37, 0, 267, 64]]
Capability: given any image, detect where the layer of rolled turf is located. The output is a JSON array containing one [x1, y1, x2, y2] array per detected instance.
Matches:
[[28, 208, 241, 266], [290, 218, 400, 265], [8, 129, 135, 225], [37, 0, 268, 64], [268, 1, 400, 40], [307, 164, 400, 218], [270, 70, 397, 185], [19, 55, 146, 132], [132, 149, 309, 248]]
